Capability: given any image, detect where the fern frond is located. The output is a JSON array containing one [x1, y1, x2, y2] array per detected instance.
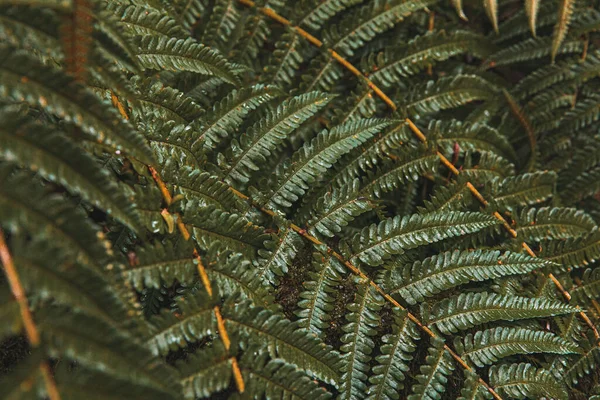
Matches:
[[296, 254, 346, 338], [193, 84, 282, 149], [223, 298, 343, 385], [457, 371, 494, 400], [455, 327, 579, 367], [177, 341, 232, 399], [134, 35, 240, 85], [564, 334, 600, 385], [485, 37, 584, 67], [408, 337, 454, 400], [256, 225, 303, 285], [305, 178, 376, 238], [262, 30, 306, 88], [367, 308, 419, 400], [239, 352, 333, 399], [263, 118, 392, 209], [429, 119, 516, 162], [223, 91, 333, 184], [339, 283, 383, 399], [400, 75, 498, 117], [359, 148, 438, 199], [0, 167, 111, 272], [121, 239, 196, 291], [489, 363, 568, 400], [385, 250, 550, 305], [293, 0, 364, 30], [341, 211, 499, 267], [425, 292, 577, 334], [571, 267, 600, 305], [0, 110, 140, 230], [0, 46, 154, 163], [540, 230, 600, 269], [488, 171, 557, 212], [324, 0, 437, 56], [364, 31, 491, 87], [514, 207, 596, 241], [104, 3, 188, 39]]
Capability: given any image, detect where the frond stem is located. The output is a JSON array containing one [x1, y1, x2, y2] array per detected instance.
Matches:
[[0, 228, 61, 400]]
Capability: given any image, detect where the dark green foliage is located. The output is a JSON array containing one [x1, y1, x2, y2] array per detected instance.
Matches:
[[1, 0, 600, 399]]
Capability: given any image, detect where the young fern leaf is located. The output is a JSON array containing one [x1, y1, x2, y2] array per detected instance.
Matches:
[[384, 250, 550, 305], [134, 35, 240, 85], [525, 0, 540, 36], [367, 309, 419, 400], [455, 327, 579, 367], [552, 0, 575, 62], [262, 118, 392, 209], [489, 363, 568, 400], [223, 298, 343, 385], [339, 283, 384, 399], [407, 337, 455, 400], [341, 211, 499, 267], [484, 0, 499, 33], [425, 292, 577, 334], [296, 254, 346, 338], [0, 110, 141, 231], [223, 91, 333, 184], [0, 46, 154, 164]]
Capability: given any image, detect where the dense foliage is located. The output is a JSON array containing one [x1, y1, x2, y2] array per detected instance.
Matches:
[[1, 0, 600, 399]]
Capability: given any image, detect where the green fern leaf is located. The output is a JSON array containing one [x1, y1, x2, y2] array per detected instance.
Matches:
[[425, 292, 577, 334], [385, 250, 550, 305], [0, 46, 154, 164], [239, 352, 333, 399], [408, 337, 454, 400], [224, 298, 343, 385], [256, 225, 304, 285], [367, 309, 420, 400], [364, 31, 492, 87], [134, 35, 240, 85], [400, 75, 498, 117], [177, 341, 232, 399], [457, 371, 493, 400], [540, 230, 600, 269], [105, 3, 188, 39], [296, 254, 345, 338], [294, 0, 364, 30], [564, 335, 600, 385], [339, 283, 383, 399], [489, 171, 557, 212], [514, 207, 596, 241], [489, 363, 568, 400], [341, 211, 499, 267], [0, 110, 141, 231], [429, 119, 516, 162], [571, 267, 600, 305], [263, 118, 392, 209], [223, 91, 333, 184], [148, 290, 218, 356], [455, 327, 579, 367]]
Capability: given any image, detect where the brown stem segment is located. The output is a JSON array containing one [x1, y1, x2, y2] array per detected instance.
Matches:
[[0, 229, 61, 400]]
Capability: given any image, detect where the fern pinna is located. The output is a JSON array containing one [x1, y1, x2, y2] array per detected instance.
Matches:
[[1, 0, 600, 399]]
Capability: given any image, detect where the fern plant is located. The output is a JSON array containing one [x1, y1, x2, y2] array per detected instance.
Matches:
[[1, 0, 600, 399]]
